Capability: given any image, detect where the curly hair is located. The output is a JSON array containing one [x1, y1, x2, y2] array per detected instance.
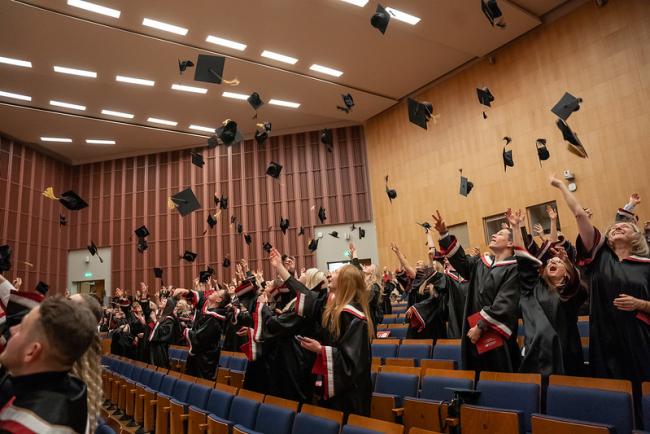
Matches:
[[72, 335, 102, 434]]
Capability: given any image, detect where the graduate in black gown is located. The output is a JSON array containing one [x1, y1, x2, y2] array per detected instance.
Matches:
[[433, 210, 521, 373], [222, 278, 258, 352], [149, 291, 181, 368], [443, 260, 469, 339], [550, 176, 650, 421], [299, 264, 373, 416], [381, 270, 395, 314], [390, 243, 433, 308], [405, 262, 449, 340], [507, 208, 586, 377]]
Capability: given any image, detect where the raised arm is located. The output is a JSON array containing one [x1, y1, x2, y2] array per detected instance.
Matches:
[[549, 174, 595, 251], [349, 242, 362, 270], [390, 243, 416, 278], [547, 205, 559, 243], [433, 210, 476, 280]]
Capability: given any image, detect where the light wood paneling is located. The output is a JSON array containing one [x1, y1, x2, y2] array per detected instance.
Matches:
[[365, 0, 650, 268]]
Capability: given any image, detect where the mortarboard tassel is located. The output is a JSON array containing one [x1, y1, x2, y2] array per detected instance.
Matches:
[[42, 187, 59, 201], [167, 197, 177, 210]]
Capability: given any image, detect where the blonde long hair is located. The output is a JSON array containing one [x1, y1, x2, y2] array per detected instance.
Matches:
[[606, 222, 650, 257], [302, 268, 327, 290], [322, 265, 374, 339]]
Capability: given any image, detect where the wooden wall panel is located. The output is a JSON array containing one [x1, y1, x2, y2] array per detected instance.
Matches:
[[365, 0, 650, 268]]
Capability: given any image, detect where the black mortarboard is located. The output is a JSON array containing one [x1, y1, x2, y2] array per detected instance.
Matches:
[[459, 175, 474, 197], [407, 98, 433, 130], [337, 93, 355, 113], [137, 238, 148, 253], [502, 137, 514, 171], [178, 59, 194, 74], [244, 233, 252, 245], [263, 242, 273, 253], [216, 195, 228, 210], [318, 206, 327, 224], [371, 4, 390, 34], [351, 223, 356, 231], [222, 257, 231, 268], [329, 231, 339, 238], [255, 122, 272, 145], [556, 119, 588, 158], [216, 120, 243, 146], [417, 222, 432, 232], [230, 215, 237, 224], [358, 227, 365, 239], [199, 270, 211, 283], [385, 175, 397, 203], [134, 225, 150, 238], [248, 92, 263, 111], [35, 281, 49, 295], [191, 152, 205, 168], [298, 227, 305, 236], [43, 188, 89, 211], [207, 213, 218, 228], [320, 129, 333, 152], [59, 215, 67, 226], [194, 54, 226, 84], [307, 238, 319, 252], [87, 241, 104, 263], [476, 87, 495, 107], [237, 223, 243, 234], [536, 138, 550, 166], [266, 162, 283, 179], [182, 250, 197, 262], [280, 217, 289, 234], [169, 188, 201, 216], [0, 245, 12, 272], [481, 0, 506, 28], [551, 92, 582, 121], [154, 267, 163, 279]]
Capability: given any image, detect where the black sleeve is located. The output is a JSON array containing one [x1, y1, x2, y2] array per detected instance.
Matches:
[[513, 248, 543, 296], [439, 234, 479, 281], [351, 258, 363, 271]]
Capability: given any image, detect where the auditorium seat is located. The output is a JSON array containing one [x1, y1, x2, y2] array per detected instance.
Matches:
[[643, 382, 649, 430], [380, 366, 421, 376], [169, 383, 211, 434], [419, 359, 457, 371], [187, 388, 234, 434], [263, 395, 301, 412], [372, 372, 419, 422], [371, 343, 399, 363], [134, 370, 165, 427], [546, 375, 633, 434], [156, 379, 192, 434], [397, 343, 432, 366], [234, 403, 296, 434], [390, 327, 409, 339], [342, 414, 404, 434], [420, 369, 474, 402], [531, 414, 614, 433], [431, 344, 461, 368], [460, 404, 522, 434], [408, 428, 443, 434], [207, 395, 261, 434], [578, 321, 589, 338], [142, 375, 177, 434], [291, 412, 340, 434]]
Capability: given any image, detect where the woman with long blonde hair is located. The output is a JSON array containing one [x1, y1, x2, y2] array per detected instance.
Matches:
[[299, 264, 373, 416]]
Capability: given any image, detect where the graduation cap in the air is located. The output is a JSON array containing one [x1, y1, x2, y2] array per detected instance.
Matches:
[[237, 223, 243, 234], [459, 170, 474, 197], [307, 238, 319, 252], [502, 136, 514, 171], [181, 250, 197, 262], [244, 233, 252, 245], [207, 213, 218, 228], [320, 129, 333, 152], [0, 245, 12, 273], [266, 162, 283, 179], [154, 267, 163, 279], [358, 227, 366, 239], [191, 152, 205, 168], [178, 59, 194, 75], [137, 238, 148, 253], [199, 270, 212, 283], [35, 281, 49, 295], [477, 87, 495, 119], [407, 98, 434, 130], [194, 54, 239, 85], [42, 188, 88, 211], [222, 257, 231, 268], [298, 227, 305, 236], [551, 92, 582, 121], [134, 225, 150, 239], [230, 215, 237, 225], [215, 120, 243, 146], [168, 188, 201, 216], [417, 222, 432, 232], [247, 92, 263, 117], [536, 138, 550, 166], [318, 206, 327, 224], [280, 217, 290, 234], [556, 119, 588, 158], [59, 215, 67, 226], [481, 0, 506, 28], [87, 241, 104, 263], [337, 93, 355, 113], [371, 4, 390, 34], [385, 175, 397, 203], [214, 194, 228, 210], [255, 122, 272, 144], [329, 231, 339, 238], [263, 242, 273, 253]]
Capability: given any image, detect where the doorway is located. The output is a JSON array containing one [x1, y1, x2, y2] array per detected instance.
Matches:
[[75, 280, 105, 302]]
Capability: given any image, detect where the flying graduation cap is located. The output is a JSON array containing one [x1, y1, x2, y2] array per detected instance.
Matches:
[[266, 162, 283, 179], [318, 206, 327, 224], [0, 244, 12, 273], [263, 242, 273, 253], [135, 225, 150, 253], [153, 267, 164, 285], [168, 188, 201, 216], [536, 138, 550, 166], [407, 98, 435, 130], [551, 92, 582, 121], [417, 222, 432, 232], [556, 119, 588, 158], [215, 120, 243, 146], [255, 122, 272, 144], [207, 213, 218, 228], [337, 93, 355, 113], [358, 227, 366, 239], [298, 227, 305, 236], [178, 59, 194, 74], [320, 129, 333, 152], [59, 215, 67, 226], [42, 188, 88, 211], [329, 231, 339, 238], [371, 4, 390, 34], [481, 0, 506, 28], [248, 92, 263, 118], [502, 136, 514, 171], [194, 54, 239, 86], [307, 238, 319, 252], [459, 169, 474, 197], [191, 152, 205, 168], [87, 241, 104, 263], [385, 175, 397, 203], [280, 217, 289, 234], [477, 87, 495, 119], [237, 223, 243, 234], [244, 233, 252, 245], [214, 194, 228, 210], [222, 257, 231, 268], [35, 281, 49, 296], [181, 250, 197, 262]]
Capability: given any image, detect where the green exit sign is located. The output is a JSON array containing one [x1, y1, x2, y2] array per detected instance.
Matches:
[[84, 272, 93, 278]]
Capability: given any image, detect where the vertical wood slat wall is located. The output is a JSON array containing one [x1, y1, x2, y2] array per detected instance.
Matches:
[[0, 137, 71, 293], [65, 125, 371, 292]]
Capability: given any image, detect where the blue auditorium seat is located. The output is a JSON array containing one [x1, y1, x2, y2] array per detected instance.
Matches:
[[390, 327, 408, 339], [432, 344, 461, 367], [341, 426, 382, 434], [371, 343, 398, 362], [229, 357, 248, 372], [476, 380, 539, 433], [398, 344, 432, 364], [208, 396, 260, 432], [578, 321, 589, 337], [236, 403, 295, 434], [420, 375, 474, 402], [291, 412, 340, 434], [374, 372, 419, 407]]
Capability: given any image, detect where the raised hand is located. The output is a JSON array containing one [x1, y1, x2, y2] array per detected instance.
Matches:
[[240, 259, 249, 272], [505, 208, 525, 227], [390, 243, 400, 253], [269, 248, 283, 269], [432, 210, 447, 235], [546, 205, 558, 220], [630, 193, 641, 206], [12, 277, 22, 289], [533, 223, 544, 237], [468, 247, 481, 257], [549, 173, 563, 188], [501, 222, 510, 230]]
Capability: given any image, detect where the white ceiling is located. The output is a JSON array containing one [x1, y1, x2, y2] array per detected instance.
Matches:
[[0, 0, 570, 164]]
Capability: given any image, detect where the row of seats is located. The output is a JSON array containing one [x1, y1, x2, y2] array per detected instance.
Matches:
[[372, 339, 462, 368]]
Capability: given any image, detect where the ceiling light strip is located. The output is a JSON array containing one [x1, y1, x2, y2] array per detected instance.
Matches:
[[41, 137, 72, 143], [222, 91, 249, 100], [0, 90, 31, 101], [101, 109, 134, 119], [0, 56, 32, 68], [171, 84, 208, 94], [147, 117, 177, 126], [142, 18, 188, 36], [189, 124, 216, 133], [269, 99, 300, 108], [50, 100, 86, 111], [309, 64, 343, 77], [86, 139, 115, 144], [66, 0, 121, 18], [53, 65, 97, 78], [115, 75, 155, 86], [340, 0, 369, 6], [260, 50, 298, 65], [205, 35, 247, 51], [385, 7, 421, 25]]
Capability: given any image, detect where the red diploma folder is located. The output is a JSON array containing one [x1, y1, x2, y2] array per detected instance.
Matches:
[[468, 311, 505, 354], [636, 311, 650, 326]]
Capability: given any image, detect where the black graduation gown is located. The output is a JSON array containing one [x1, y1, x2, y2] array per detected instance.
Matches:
[[312, 303, 372, 416], [184, 294, 226, 380], [515, 248, 586, 377], [408, 268, 435, 307], [577, 229, 650, 384], [445, 271, 468, 339], [406, 272, 448, 340], [238, 295, 272, 394], [368, 283, 384, 327], [149, 314, 180, 369], [382, 280, 394, 315], [439, 234, 521, 373]]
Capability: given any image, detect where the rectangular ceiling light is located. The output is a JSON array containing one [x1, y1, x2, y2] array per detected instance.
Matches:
[[205, 35, 247, 51], [50, 100, 86, 111], [115, 75, 155, 86], [0, 56, 32, 68], [171, 83, 208, 94], [41, 137, 72, 143], [189, 124, 216, 133], [86, 139, 116, 144], [142, 18, 188, 36], [53, 65, 97, 78], [269, 99, 300, 109], [0, 90, 31, 101], [147, 117, 177, 126], [341, 0, 369, 6], [67, 0, 121, 18], [101, 109, 134, 119], [385, 7, 421, 25], [261, 50, 298, 65], [222, 91, 249, 101], [309, 64, 343, 77]]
